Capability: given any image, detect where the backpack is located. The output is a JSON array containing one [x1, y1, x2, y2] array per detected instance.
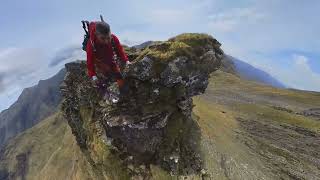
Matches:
[[81, 17, 119, 60], [81, 16, 124, 69], [81, 20, 90, 51]]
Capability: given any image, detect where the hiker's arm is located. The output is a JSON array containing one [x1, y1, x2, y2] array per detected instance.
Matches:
[[86, 22, 97, 78], [86, 41, 96, 78], [113, 35, 128, 62]]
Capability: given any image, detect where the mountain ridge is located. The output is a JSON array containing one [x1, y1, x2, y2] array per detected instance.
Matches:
[[0, 68, 66, 148], [224, 55, 286, 88]]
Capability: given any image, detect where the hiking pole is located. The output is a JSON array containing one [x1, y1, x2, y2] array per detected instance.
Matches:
[[81, 20, 89, 35], [100, 15, 105, 22]]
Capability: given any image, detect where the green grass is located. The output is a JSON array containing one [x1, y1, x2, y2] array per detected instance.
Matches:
[[132, 33, 222, 77], [234, 103, 320, 133], [0, 112, 98, 180], [209, 70, 320, 107], [136, 41, 194, 62], [189, 70, 320, 179], [191, 97, 273, 179], [206, 70, 320, 132]]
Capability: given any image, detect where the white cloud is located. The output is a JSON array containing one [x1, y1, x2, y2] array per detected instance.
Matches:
[[293, 54, 308, 67], [0, 48, 47, 111], [289, 55, 320, 91], [0, 72, 4, 93], [0, 47, 77, 112], [148, 9, 192, 26], [245, 54, 320, 91], [49, 46, 85, 67], [207, 1, 320, 53], [0, 48, 48, 89], [207, 8, 265, 33], [119, 30, 168, 46]]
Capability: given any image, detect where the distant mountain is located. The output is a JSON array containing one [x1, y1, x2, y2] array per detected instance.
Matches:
[[221, 55, 286, 88], [49, 46, 85, 67], [0, 68, 66, 148], [131, 41, 156, 50]]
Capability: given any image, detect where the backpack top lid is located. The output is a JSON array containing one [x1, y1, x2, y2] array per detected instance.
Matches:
[[82, 15, 106, 36], [81, 15, 118, 54]]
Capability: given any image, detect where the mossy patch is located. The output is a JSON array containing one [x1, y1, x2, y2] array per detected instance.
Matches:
[[169, 33, 220, 55], [79, 106, 130, 179], [135, 41, 192, 62], [135, 33, 221, 62], [132, 33, 222, 76]]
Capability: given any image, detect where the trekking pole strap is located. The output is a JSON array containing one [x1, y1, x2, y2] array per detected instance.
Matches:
[[81, 20, 89, 35]]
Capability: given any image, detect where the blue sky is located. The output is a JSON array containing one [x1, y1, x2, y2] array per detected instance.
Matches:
[[0, 0, 320, 111]]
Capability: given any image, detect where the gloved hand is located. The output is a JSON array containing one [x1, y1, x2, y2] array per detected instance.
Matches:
[[125, 61, 132, 67], [91, 76, 99, 87]]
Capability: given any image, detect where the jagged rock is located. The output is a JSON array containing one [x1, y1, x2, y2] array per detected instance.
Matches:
[[301, 108, 320, 119], [61, 33, 223, 178]]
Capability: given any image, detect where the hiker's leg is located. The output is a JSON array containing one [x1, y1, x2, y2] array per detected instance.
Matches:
[[116, 79, 125, 88], [96, 69, 111, 96], [111, 64, 125, 89], [111, 64, 129, 95], [96, 78, 106, 95], [96, 63, 113, 85]]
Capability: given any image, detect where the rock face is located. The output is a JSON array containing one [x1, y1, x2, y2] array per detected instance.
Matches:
[[61, 33, 223, 178]]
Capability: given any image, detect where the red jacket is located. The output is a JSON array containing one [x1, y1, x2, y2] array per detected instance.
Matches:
[[86, 22, 128, 78]]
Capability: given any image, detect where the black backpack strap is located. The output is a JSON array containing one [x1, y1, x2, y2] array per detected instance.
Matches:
[[111, 36, 126, 71], [81, 20, 89, 35], [111, 36, 119, 59], [81, 20, 96, 52]]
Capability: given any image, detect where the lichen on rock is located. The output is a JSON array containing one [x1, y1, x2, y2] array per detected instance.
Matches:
[[60, 33, 224, 178]]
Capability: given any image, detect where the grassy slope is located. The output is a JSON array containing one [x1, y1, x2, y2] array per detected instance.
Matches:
[[204, 70, 320, 131], [0, 112, 97, 180], [192, 70, 320, 179]]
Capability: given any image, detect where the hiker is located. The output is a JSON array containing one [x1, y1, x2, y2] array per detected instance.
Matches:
[[84, 19, 131, 98]]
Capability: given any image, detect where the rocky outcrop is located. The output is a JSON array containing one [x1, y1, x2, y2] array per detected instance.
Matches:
[[60, 33, 223, 178]]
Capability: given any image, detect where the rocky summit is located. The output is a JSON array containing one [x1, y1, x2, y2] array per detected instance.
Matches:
[[60, 33, 223, 179]]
